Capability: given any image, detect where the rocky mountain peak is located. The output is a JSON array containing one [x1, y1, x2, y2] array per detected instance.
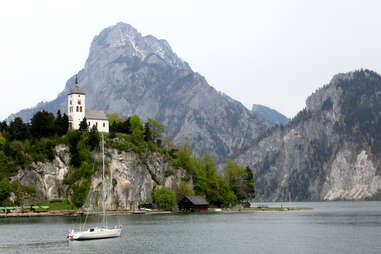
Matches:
[[86, 22, 190, 71]]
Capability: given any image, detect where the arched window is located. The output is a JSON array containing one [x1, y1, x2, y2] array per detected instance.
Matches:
[[80, 106, 82, 112], [76, 106, 79, 112], [103, 122, 105, 127]]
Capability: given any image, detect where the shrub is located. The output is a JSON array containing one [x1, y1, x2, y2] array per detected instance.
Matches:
[[151, 186, 176, 210]]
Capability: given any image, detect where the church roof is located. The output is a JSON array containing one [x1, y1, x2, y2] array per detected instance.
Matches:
[[68, 85, 85, 95], [86, 110, 108, 120]]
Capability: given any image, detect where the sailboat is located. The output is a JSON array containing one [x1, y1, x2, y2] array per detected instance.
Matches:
[[68, 133, 122, 240]]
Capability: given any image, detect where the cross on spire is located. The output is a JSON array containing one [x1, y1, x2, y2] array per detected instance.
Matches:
[[75, 74, 78, 84]]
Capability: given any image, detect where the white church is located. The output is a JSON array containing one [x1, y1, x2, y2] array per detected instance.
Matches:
[[67, 76, 109, 133]]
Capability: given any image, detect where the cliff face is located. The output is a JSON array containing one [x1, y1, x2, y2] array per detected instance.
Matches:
[[7, 22, 271, 162], [13, 144, 190, 210], [236, 70, 381, 201]]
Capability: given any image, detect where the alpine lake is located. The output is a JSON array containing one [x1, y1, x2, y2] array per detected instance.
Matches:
[[1, 201, 381, 254]]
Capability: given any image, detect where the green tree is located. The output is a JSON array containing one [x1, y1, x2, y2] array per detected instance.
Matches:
[[177, 181, 195, 201], [11, 181, 37, 208], [224, 160, 249, 202], [79, 117, 88, 132], [71, 179, 90, 208], [31, 111, 56, 138], [129, 115, 144, 149], [55, 110, 69, 136], [244, 166, 256, 201], [145, 118, 166, 142], [0, 121, 8, 132], [151, 186, 176, 210], [0, 178, 10, 203], [87, 125, 100, 150], [107, 113, 124, 125], [9, 117, 30, 141]]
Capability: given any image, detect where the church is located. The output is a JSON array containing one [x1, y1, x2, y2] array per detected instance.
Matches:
[[67, 76, 109, 133]]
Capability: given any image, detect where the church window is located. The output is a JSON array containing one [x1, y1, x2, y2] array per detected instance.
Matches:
[[103, 122, 105, 127], [78, 100, 81, 105], [70, 100, 72, 105], [88, 122, 90, 126], [76, 106, 79, 112], [80, 106, 82, 112]]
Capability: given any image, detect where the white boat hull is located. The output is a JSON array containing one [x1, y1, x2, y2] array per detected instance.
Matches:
[[69, 228, 121, 240]]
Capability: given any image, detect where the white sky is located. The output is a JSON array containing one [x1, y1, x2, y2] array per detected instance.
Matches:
[[1, 0, 381, 120]]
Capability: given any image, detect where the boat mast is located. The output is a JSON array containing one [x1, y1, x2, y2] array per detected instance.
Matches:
[[102, 133, 106, 228]]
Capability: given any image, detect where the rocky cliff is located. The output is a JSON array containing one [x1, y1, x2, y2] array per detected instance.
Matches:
[[7, 22, 271, 162], [236, 70, 381, 201], [13, 144, 190, 210]]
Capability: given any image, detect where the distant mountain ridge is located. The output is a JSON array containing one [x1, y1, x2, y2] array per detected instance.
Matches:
[[7, 22, 272, 161], [236, 70, 381, 201], [251, 104, 289, 125]]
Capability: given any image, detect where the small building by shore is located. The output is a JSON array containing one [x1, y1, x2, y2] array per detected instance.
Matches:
[[178, 196, 209, 212]]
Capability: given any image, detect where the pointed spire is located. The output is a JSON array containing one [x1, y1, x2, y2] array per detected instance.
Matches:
[[75, 74, 78, 84]]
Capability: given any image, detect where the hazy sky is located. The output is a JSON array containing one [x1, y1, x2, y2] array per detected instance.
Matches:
[[1, 0, 381, 120]]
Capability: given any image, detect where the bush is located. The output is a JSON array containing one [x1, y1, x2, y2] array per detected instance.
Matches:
[[151, 186, 176, 210]]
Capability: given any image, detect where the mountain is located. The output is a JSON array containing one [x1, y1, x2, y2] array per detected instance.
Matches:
[[7, 22, 271, 161], [251, 104, 289, 125], [236, 70, 381, 201]]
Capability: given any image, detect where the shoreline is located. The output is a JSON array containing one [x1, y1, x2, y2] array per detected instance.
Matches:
[[0, 206, 312, 218]]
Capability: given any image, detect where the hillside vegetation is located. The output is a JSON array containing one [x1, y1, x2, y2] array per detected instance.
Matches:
[[0, 111, 255, 209]]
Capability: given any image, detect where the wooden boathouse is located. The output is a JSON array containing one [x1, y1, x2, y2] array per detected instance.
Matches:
[[178, 196, 209, 212]]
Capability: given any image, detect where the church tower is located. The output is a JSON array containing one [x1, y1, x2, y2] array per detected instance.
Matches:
[[68, 75, 86, 130]]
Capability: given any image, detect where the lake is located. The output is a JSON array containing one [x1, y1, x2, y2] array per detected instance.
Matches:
[[1, 201, 381, 254]]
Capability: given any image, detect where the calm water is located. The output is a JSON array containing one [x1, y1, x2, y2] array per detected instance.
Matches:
[[1, 201, 381, 254]]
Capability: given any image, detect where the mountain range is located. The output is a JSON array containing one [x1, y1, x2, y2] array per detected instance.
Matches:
[[7, 22, 283, 161], [7, 23, 381, 201], [236, 70, 381, 201]]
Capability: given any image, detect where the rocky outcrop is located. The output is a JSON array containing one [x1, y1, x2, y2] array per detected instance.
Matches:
[[7, 22, 271, 162], [13, 144, 191, 210], [236, 70, 381, 201]]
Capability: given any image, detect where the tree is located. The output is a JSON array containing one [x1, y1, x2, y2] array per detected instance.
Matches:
[[145, 118, 166, 142], [55, 110, 69, 136], [31, 111, 55, 138], [177, 181, 195, 201], [129, 115, 144, 148], [244, 166, 256, 201], [79, 117, 88, 132], [223, 160, 250, 202], [0, 121, 8, 132], [151, 186, 176, 210], [11, 181, 37, 209], [0, 178, 10, 204], [107, 113, 124, 125], [87, 125, 100, 150], [9, 117, 30, 141]]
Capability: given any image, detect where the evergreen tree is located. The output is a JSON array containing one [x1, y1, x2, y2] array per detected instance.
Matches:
[[144, 122, 152, 142], [61, 113, 69, 135], [31, 111, 55, 138], [87, 125, 100, 150], [0, 121, 8, 132], [9, 117, 30, 141], [79, 118, 88, 132]]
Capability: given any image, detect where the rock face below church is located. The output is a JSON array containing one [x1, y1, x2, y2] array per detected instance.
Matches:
[[7, 22, 271, 162], [235, 70, 381, 201], [13, 144, 191, 210]]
